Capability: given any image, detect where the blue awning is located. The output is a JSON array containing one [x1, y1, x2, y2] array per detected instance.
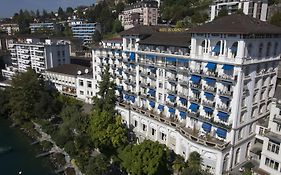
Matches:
[[222, 64, 234, 71], [217, 111, 229, 122], [149, 101, 155, 108], [168, 107, 175, 114], [167, 94, 175, 101], [205, 62, 216, 70], [129, 52, 135, 61], [205, 77, 216, 84], [130, 96, 135, 103], [190, 75, 201, 84], [222, 81, 232, 85], [220, 96, 230, 102], [146, 54, 156, 59], [212, 45, 220, 54], [166, 57, 177, 62], [178, 59, 189, 63], [189, 103, 199, 112], [125, 94, 130, 100], [180, 111, 186, 119], [179, 97, 187, 104], [115, 50, 122, 54], [148, 88, 155, 95], [202, 122, 212, 133], [216, 128, 227, 138], [203, 106, 213, 113], [204, 92, 214, 99], [158, 105, 164, 111]]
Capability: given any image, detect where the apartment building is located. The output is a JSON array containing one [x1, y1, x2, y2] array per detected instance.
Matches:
[[29, 22, 61, 33], [0, 23, 19, 35], [1, 38, 70, 79], [210, 0, 268, 21], [91, 14, 281, 174], [119, 0, 158, 30], [70, 20, 101, 44], [45, 64, 88, 97]]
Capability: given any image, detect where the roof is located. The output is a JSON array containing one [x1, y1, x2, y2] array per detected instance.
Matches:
[[46, 64, 88, 76], [119, 25, 162, 36], [138, 32, 191, 48], [187, 14, 281, 35]]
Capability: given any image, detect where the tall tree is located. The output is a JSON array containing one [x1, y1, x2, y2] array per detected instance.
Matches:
[[119, 140, 172, 175], [270, 12, 281, 27], [8, 68, 43, 122]]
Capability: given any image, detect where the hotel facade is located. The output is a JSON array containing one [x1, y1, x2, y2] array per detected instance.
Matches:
[[90, 14, 281, 174]]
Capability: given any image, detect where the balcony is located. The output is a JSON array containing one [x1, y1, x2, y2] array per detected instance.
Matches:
[[202, 100, 215, 108], [167, 89, 177, 96], [165, 64, 176, 70], [189, 96, 201, 103], [177, 91, 188, 98], [218, 89, 233, 97], [203, 85, 216, 93], [190, 69, 201, 74], [217, 104, 231, 113], [203, 70, 217, 78], [178, 80, 189, 87], [190, 83, 201, 89], [217, 73, 235, 82], [167, 76, 177, 83], [177, 68, 189, 75], [147, 72, 157, 79]]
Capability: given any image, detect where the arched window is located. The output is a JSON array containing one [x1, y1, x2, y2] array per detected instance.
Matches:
[[213, 41, 221, 56], [235, 148, 241, 164], [201, 40, 207, 54], [274, 42, 279, 56], [223, 153, 229, 172], [246, 142, 251, 158], [247, 43, 252, 58], [230, 42, 238, 58], [266, 42, 271, 57], [258, 43, 263, 57]]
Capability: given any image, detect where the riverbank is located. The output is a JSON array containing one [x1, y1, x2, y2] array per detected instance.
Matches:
[[0, 118, 55, 175]]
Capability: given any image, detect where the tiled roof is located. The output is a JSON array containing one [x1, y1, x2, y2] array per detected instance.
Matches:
[[187, 14, 281, 35], [46, 64, 88, 76], [138, 32, 191, 48]]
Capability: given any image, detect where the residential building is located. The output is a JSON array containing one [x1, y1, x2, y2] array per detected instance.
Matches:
[[0, 23, 19, 35], [210, 0, 268, 21], [2, 38, 70, 79], [70, 20, 101, 44], [29, 22, 61, 33], [91, 14, 281, 175], [119, 0, 158, 30], [252, 84, 281, 174], [76, 71, 94, 103], [45, 64, 88, 97], [102, 38, 123, 50]]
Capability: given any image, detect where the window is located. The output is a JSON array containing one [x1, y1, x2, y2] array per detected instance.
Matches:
[[80, 91, 84, 95], [265, 157, 279, 170], [238, 129, 243, 140], [134, 120, 138, 127], [159, 93, 162, 101], [247, 43, 252, 57], [249, 124, 253, 134], [258, 43, 263, 57], [267, 141, 280, 154], [274, 42, 279, 56], [57, 50, 60, 57], [62, 51, 65, 57], [151, 128, 155, 136], [142, 124, 147, 131], [234, 148, 240, 165], [277, 123, 281, 132], [79, 80, 84, 86], [159, 82, 163, 88], [266, 42, 271, 57], [161, 133, 166, 141], [87, 81, 92, 88]]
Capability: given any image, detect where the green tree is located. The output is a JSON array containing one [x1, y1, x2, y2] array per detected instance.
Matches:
[[270, 12, 281, 27], [112, 19, 123, 33], [182, 151, 203, 175], [8, 68, 43, 123], [92, 30, 102, 44], [0, 89, 9, 117], [217, 8, 228, 18], [119, 140, 171, 175], [86, 154, 109, 175]]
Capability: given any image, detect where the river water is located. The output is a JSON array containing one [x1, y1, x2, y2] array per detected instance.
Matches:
[[0, 118, 55, 175]]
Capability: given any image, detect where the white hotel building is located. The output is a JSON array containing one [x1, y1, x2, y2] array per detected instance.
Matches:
[[1, 39, 70, 79], [90, 14, 281, 174], [210, 0, 268, 21]]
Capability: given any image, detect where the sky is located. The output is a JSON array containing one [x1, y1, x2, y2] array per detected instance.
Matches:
[[0, 0, 96, 18]]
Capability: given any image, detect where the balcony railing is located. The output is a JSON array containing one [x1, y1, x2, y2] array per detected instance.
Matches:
[[202, 100, 215, 108], [190, 83, 201, 89], [203, 70, 217, 78], [203, 85, 216, 93], [218, 89, 233, 97], [217, 105, 231, 113], [217, 74, 235, 81], [189, 96, 201, 103]]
